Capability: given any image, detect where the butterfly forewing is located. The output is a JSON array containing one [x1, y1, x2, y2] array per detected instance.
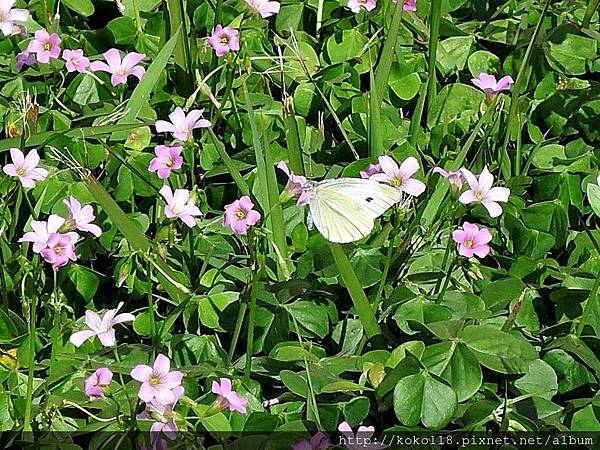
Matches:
[[315, 178, 401, 220]]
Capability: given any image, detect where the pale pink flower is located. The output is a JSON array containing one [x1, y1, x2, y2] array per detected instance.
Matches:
[[148, 145, 183, 180], [40, 233, 77, 269], [212, 378, 247, 414], [90, 48, 145, 86], [393, 0, 416, 11], [62, 49, 90, 73], [0, 0, 29, 36], [19, 214, 78, 253], [2, 148, 48, 188], [360, 163, 382, 179], [471, 73, 514, 96], [223, 196, 261, 235], [27, 30, 61, 64], [292, 432, 331, 450], [277, 161, 311, 206], [459, 166, 510, 218], [16, 51, 35, 71], [131, 354, 184, 405], [347, 0, 377, 13], [84, 368, 113, 399], [70, 302, 135, 348], [452, 222, 492, 258], [63, 196, 102, 237], [139, 385, 184, 444], [338, 421, 388, 449], [159, 186, 202, 228], [370, 155, 426, 197], [207, 25, 240, 57], [155, 107, 211, 142], [245, 0, 280, 18], [432, 167, 464, 191]]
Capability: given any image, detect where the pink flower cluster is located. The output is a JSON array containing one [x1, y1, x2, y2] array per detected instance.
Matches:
[[84, 368, 113, 399], [18, 196, 101, 269]]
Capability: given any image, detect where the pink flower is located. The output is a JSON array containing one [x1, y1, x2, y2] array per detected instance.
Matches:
[[90, 48, 145, 86], [145, 386, 184, 441], [223, 196, 261, 235], [207, 25, 240, 57], [459, 166, 510, 218], [452, 222, 492, 258], [245, 0, 280, 18], [347, 0, 377, 13], [0, 0, 29, 36], [2, 148, 48, 188], [69, 302, 135, 348], [159, 186, 202, 228], [16, 51, 35, 71], [84, 368, 113, 399], [338, 421, 388, 449], [360, 163, 382, 179], [131, 354, 184, 405], [471, 73, 514, 96], [19, 214, 78, 253], [148, 145, 183, 180], [40, 233, 77, 269], [27, 30, 61, 64], [212, 378, 247, 414], [433, 167, 464, 191], [62, 49, 90, 73], [370, 155, 426, 197], [277, 161, 311, 206], [292, 432, 331, 450], [393, 0, 416, 11], [63, 196, 102, 237], [155, 107, 211, 142]]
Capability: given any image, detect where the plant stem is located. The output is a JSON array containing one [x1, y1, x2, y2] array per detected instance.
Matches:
[[146, 260, 156, 353], [436, 257, 457, 303], [426, 0, 442, 109], [112, 347, 136, 428], [582, 0, 600, 28], [23, 281, 37, 438]]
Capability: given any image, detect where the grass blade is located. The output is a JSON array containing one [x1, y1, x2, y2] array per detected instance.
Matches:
[[368, 66, 384, 157], [426, 0, 442, 108], [374, 1, 404, 100], [166, 0, 193, 95], [208, 129, 250, 196], [283, 99, 305, 175]]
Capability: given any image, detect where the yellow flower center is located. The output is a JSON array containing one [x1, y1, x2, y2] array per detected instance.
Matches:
[[465, 239, 474, 248], [220, 36, 229, 44], [165, 158, 173, 168], [391, 177, 403, 187], [54, 245, 64, 255], [17, 167, 26, 176], [236, 210, 247, 220], [43, 42, 52, 51], [150, 375, 160, 386]]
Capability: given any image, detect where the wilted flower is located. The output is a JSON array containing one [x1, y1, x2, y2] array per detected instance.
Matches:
[[148, 145, 183, 180], [155, 107, 211, 142], [433, 167, 464, 191], [19, 215, 78, 253], [90, 48, 146, 86], [159, 186, 202, 228], [131, 354, 184, 405], [63, 196, 102, 237], [338, 421, 388, 449], [277, 161, 311, 205], [27, 30, 61, 64], [223, 196, 261, 235], [85, 368, 113, 399], [16, 51, 35, 71], [471, 73, 514, 96], [347, 0, 377, 13], [292, 432, 331, 450], [70, 302, 135, 348], [360, 163, 382, 179], [207, 25, 240, 57], [370, 155, 426, 197], [245, 0, 280, 18], [212, 378, 247, 414], [62, 49, 90, 73], [40, 233, 78, 269], [0, 0, 29, 36], [459, 166, 510, 218], [452, 222, 492, 258], [2, 148, 48, 188]]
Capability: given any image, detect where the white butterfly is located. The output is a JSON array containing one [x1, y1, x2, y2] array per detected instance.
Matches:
[[305, 178, 401, 243]]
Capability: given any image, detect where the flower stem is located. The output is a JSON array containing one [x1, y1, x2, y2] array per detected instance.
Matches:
[[112, 346, 136, 428], [23, 278, 37, 438], [436, 256, 457, 304]]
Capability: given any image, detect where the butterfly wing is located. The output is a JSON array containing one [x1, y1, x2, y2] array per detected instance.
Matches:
[[309, 189, 375, 243], [316, 178, 401, 219]]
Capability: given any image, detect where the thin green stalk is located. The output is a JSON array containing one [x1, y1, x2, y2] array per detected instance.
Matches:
[[131, 0, 145, 50], [147, 260, 157, 353], [23, 279, 37, 437], [215, 0, 223, 26], [328, 243, 383, 344], [374, 0, 404, 100], [502, 289, 527, 332], [436, 256, 457, 303], [228, 301, 248, 364], [208, 129, 250, 197], [501, 0, 551, 177], [316, 0, 324, 33], [577, 273, 600, 337], [243, 286, 257, 384], [582, 0, 600, 28], [433, 206, 459, 295], [166, 0, 193, 94], [409, 81, 427, 147], [8, 186, 22, 242], [368, 64, 384, 158], [112, 347, 136, 426], [283, 98, 304, 175], [426, 0, 442, 109]]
